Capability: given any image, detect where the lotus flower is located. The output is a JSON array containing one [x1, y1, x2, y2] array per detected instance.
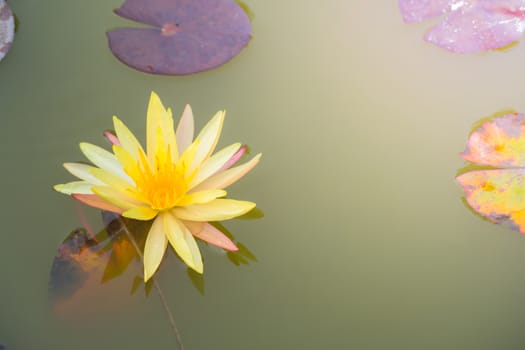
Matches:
[[55, 92, 261, 281]]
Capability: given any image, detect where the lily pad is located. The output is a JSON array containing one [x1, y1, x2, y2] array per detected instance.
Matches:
[[399, 0, 525, 53], [107, 0, 251, 75], [457, 113, 525, 233], [0, 0, 14, 61]]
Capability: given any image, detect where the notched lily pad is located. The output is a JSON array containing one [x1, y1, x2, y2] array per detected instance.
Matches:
[[107, 0, 251, 75], [0, 0, 14, 62]]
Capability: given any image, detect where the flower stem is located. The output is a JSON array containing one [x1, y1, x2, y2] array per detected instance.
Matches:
[[118, 217, 185, 350]]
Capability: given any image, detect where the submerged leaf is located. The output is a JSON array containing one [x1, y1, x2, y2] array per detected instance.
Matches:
[[49, 228, 102, 302], [0, 0, 14, 61], [399, 0, 525, 53], [107, 0, 251, 75], [49, 213, 148, 317], [457, 113, 525, 233]]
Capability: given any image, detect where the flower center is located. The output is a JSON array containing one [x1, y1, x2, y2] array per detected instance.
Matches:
[[136, 155, 189, 211]]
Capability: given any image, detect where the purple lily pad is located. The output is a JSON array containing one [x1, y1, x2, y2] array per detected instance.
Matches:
[[107, 0, 251, 75], [0, 0, 14, 62], [399, 0, 525, 53]]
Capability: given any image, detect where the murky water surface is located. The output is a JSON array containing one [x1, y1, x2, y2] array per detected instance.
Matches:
[[3, 1, 525, 349]]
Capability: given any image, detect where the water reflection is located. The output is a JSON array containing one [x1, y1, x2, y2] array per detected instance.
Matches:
[[50, 210, 260, 306], [49, 209, 260, 348]]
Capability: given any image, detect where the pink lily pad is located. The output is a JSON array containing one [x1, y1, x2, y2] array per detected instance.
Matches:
[[399, 0, 525, 53], [0, 0, 14, 62], [107, 0, 251, 75]]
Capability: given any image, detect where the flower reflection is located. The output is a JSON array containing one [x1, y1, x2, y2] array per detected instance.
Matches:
[[49, 213, 145, 316], [49, 211, 259, 310]]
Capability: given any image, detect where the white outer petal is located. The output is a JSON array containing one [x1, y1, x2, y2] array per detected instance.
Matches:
[[79, 142, 132, 183], [54, 181, 93, 195], [63, 163, 105, 185], [189, 143, 241, 188], [176, 104, 195, 154]]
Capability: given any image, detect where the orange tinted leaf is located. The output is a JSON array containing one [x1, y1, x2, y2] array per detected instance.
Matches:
[[461, 113, 525, 167], [457, 113, 525, 233], [457, 169, 525, 232]]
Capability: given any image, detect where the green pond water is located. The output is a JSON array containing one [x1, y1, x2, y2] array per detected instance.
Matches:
[[3, 1, 525, 349]]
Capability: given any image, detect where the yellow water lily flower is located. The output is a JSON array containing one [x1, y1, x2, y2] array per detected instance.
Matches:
[[55, 92, 261, 281]]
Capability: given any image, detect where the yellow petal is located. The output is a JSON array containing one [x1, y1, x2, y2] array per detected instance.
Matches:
[[112, 116, 145, 160], [72, 194, 125, 214], [175, 104, 194, 154], [164, 107, 178, 162], [143, 215, 168, 281], [92, 186, 142, 211], [63, 163, 105, 185], [189, 143, 241, 188], [89, 167, 135, 192], [113, 145, 139, 177], [172, 199, 256, 222], [164, 212, 203, 274], [191, 110, 225, 171], [79, 142, 130, 182], [177, 189, 227, 206], [178, 138, 199, 176], [122, 206, 159, 220], [146, 91, 168, 165], [192, 153, 261, 191], [54, 181, 93, 195]]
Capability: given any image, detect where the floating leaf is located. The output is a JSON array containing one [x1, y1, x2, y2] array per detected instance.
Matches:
[[107, 0, 251, 75], [399, 0, 525, 53], [0, 0, 14, 61], [457, 113, 525, 232]]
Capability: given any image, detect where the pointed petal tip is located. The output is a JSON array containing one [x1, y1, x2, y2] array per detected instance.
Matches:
[[192, 264, 204, 274], [143, 268, 153, 282], [147, 91, 167, 114], [212, 110, 226, 122], [150, 91, 160, 100], [53, 184, 65, 193]]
